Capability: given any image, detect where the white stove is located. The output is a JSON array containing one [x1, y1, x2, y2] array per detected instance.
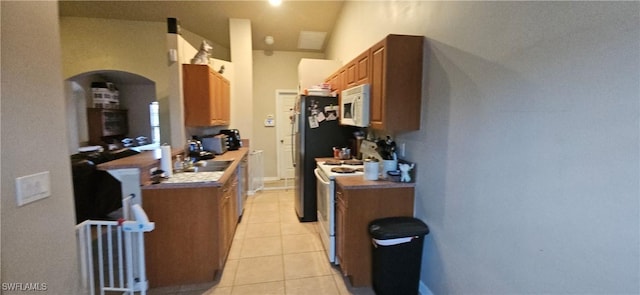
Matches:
[[315, 158, 365, 264], [316, 159, 365, 179]]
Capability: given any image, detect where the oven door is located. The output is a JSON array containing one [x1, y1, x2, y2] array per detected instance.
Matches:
[[315, 167, 335, 263]]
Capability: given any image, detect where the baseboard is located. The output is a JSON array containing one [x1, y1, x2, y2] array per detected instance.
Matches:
[[420, 280, 434, 295], [263, 176, 280, 182]]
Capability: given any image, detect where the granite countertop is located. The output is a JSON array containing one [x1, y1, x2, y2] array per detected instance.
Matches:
[[316, 157, 416, 189], [142, 147, 249, 189], [162, 171, 225, 184]]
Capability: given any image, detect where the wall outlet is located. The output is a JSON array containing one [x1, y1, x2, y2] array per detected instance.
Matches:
[[15, 171, 51, 206]]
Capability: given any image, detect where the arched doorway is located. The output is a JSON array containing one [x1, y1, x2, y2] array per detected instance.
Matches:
[[65, 70, 159, 154]]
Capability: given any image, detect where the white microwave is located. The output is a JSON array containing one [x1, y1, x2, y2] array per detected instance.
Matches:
[[340, 84, 370, 127]]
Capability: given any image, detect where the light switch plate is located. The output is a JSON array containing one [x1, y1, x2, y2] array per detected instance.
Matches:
[[15, 171, 51, 206]]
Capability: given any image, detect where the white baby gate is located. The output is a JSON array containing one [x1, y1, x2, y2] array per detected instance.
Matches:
[[76, 195, 155, 295]]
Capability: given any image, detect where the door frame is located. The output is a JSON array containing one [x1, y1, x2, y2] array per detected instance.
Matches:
[[275, 89, 298, 181]]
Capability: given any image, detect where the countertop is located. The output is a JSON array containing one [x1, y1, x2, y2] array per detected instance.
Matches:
[[316, 157, 416, 189], [96, 148, 180, 171], [335, 176, 415, 189], [142, 147, 249, 189]]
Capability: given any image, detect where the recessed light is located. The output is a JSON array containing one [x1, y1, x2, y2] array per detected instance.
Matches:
[[269, 0, 282, 7]]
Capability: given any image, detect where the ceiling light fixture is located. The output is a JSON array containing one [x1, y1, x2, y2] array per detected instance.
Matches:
[[269, 0, 282, 7], [265, 36, 275, 45]]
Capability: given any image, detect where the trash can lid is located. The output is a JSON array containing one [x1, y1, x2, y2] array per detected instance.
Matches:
[[369, 216, 429, 240]]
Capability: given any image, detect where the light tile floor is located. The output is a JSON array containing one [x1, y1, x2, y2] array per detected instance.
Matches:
[[148, 189, 375, 295]]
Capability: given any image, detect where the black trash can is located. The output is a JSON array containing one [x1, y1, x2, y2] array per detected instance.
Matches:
[[369, 217, 429, 295]]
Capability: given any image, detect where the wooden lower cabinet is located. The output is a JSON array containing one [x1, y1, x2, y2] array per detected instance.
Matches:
[[335, 183, 414, 287], [142, 173, 238, 287]]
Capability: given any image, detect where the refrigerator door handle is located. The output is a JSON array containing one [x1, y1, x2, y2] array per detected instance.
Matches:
[[291, 115, 296, 167]]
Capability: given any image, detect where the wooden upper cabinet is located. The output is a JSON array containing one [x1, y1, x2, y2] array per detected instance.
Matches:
[[325, 34, 424, 132], [370, 41, 385, 130], [369, 35, 423, 132], [182, 64, 230, 127]]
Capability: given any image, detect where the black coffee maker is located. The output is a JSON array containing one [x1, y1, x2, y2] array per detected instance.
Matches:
[[219, 129, 242, 150], [186, 136, 214, 161]]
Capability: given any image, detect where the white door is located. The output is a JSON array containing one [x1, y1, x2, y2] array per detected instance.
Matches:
[[276, 89, 298, 180]]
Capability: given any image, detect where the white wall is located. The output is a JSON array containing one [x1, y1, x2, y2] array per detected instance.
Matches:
[[252, 51, 326, 178], [1, 2, 81, 293], [327, 1, 639, 294], [229, 19, 254, 143]]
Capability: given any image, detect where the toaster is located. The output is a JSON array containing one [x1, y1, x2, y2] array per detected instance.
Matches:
[[202, 134, 228, 155]]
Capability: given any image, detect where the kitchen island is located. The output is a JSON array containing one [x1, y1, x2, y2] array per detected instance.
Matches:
[[140, 148, 249, 288]]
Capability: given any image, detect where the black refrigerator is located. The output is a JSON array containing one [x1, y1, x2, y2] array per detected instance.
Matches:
[[293, 95, 355, 222]]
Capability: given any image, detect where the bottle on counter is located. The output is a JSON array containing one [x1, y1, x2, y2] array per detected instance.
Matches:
[[174, 155, 184, 173]]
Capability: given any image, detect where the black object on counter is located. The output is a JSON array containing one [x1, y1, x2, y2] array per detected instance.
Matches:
[[376, 136, 396, 160], [187, 136, 214, 161], [220, 129, 242, 150], [369, 217, 429, 295], [70, 148, 141, 223]]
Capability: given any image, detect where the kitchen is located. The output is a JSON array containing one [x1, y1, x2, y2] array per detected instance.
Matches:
[[79, 31, 425, 293], [3, 1, 638, 295]]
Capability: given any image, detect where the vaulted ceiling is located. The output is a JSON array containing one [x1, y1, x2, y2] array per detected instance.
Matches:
[[58, 1, 345, 52]]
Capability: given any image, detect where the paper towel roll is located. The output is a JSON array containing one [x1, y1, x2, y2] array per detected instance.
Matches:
[[160, 145, 173, 177]]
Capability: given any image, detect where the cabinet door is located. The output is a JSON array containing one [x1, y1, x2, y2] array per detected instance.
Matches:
[[209, 70, 220, 125], [183, 64, 211, 126], [219, 190, 231, 265], [369, 40, 386, 130], [210, 72, 230, 126], [346, 61, 357, 88], [338, 67, 348, 94], [326, 73, 340, 94], [221, 78, 231, 124], [355, 50, 370, 86], [143, 187, 220, 287], [219, 173, 238, 265], [227, 174, 238, 244], [183, 64, 230, 127]]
